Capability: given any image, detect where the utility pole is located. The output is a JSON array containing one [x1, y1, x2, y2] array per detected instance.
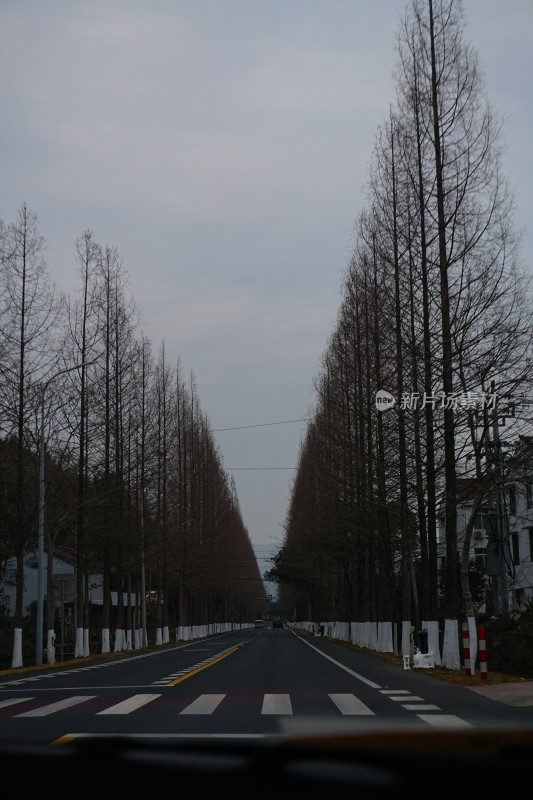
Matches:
[[36, 361, 95, 665], [489, 381, 509, 616]]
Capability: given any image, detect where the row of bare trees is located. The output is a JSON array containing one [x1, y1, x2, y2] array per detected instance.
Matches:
[[274, 0, 533, 652], [0, 207, 265, 668]]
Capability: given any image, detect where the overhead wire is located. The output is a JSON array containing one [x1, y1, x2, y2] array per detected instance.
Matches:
[[213, 417, 309, 432], [213, 416, 309, 470]]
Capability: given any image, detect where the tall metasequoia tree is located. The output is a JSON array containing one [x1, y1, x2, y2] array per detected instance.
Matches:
[[427, 0, 459, 621], [353, 216, 396, 622], [381, 113, 413, 628], [134, 335, 154, 648], [395, 0, 533, 627], [69, 230, 101, 658], [280, 1, 532, 661], [153, 343, 173, 645], [0, 204, 62, 668], [1, 209, 266, 658], [109, 255, 138, 652], [96, 242, 117, 654]]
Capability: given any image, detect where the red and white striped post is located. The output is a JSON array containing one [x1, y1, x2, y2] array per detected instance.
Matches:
[[479, 625, 488, 680], [462, 621, 471, 676]]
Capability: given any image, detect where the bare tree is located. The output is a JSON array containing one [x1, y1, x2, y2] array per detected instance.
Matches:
[[395, 0, 533, 636], [66, 230, 102, 658], [0, 203, 63, 667]]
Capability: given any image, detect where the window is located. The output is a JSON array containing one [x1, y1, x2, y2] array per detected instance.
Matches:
[[526, 481, 533, 508], [474, 547, 486, 571], [473, 513, 486, 530], [508, 485, 517, 515], [511, 532, 520, 566]]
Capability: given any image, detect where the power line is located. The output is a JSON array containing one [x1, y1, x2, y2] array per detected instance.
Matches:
[[213, 417, 309, 432]]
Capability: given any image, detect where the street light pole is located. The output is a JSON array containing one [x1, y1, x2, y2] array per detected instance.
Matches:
[[36, 389, 46, 665], [35, 361, 93, 666], [140, 500, 148, 648]]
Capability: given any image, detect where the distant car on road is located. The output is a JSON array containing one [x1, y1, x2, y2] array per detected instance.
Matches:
[[272, 620, 283, 629], [253, 619, 264, 629]]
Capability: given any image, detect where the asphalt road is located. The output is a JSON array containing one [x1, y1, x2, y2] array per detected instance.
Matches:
[[0, 625, 532, 746]]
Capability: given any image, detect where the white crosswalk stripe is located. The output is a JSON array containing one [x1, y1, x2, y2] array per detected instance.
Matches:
[[97, 693, 162, 715], [388, 695, 426, 701], [15, 696, 97, 717], [418, 714, 471, 728], [329, 693, 374, 715], [0, 697, 34, 709], [0, 690, 468, 726], [179, 694, 226, 714], [261, 694, 292, 714]]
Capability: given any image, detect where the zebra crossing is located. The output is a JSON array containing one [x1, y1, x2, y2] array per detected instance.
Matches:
[[0, 690, 471, 726]]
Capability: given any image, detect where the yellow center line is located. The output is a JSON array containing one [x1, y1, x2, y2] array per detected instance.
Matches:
[[51, 639, 251, 743], [52, 734, 77, 745], [168, 645, 242, 686]]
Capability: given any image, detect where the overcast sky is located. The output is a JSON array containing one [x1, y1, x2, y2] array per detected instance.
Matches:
[[1, 1, 532, 571]]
